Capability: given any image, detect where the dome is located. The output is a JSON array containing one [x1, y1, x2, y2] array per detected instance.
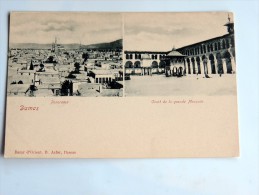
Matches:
[[167, 49, 185, 57]]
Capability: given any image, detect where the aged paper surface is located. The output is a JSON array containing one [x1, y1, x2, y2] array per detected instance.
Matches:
[[4, 12, 239, 158]]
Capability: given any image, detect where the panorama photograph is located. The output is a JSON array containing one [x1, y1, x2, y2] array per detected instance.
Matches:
[[7, 12, 123, 97]]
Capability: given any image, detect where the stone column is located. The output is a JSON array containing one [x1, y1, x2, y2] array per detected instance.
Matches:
[[188, 60, 192, 74], [202, 61, 207, 75], [193, 58, 198, 74], [200, 61, 204, 75], [214, 60, 218, 74], [231, 57, 236, 73], [184, 59, 187, 75], [222, 59, 227, 74], [207, 59, 212, 74]]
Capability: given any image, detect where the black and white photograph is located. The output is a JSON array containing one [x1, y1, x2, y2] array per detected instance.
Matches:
[[7, 12, 123, 97], [124, 12, 237, 96]]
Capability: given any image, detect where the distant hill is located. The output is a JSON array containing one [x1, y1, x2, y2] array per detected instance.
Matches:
[[81, 39, 122, 49], [9, 39, 122, 50], [9, 43, 52, 49]]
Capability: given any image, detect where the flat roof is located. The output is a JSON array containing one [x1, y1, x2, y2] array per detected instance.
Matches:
[[90, 70, 113, 75]]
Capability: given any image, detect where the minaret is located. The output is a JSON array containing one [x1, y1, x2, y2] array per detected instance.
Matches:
[[224, 13, 234, 34], [79, 41, 82, 50], [54, 37, 57, 52]]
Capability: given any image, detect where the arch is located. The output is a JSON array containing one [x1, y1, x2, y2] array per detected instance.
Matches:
[[151, 61, 158, 68], [203, 45, 206, 53], [191, 57, 196, 74], [217, 42, 221, 50], [207, 45, 210, 52], [125, 61, 133, 68], [216, 53, 224, 74], [209, 54, 216, 74], [214, 42, 218, 51], [178, 67, 184, 77], [223, 51, 233, 73], [226, 39, 230, 48], [134, 61, 141, 68], [222, 40, 226, 49], [159, 61, 166, 68], [196, 57, 201, 74]]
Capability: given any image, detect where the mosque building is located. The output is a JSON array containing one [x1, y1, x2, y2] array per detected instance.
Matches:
[[124, 15, 236, 77]]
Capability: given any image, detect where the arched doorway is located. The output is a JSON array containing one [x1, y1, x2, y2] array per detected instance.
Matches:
[[151, 61, 158, 68], [159, 61, 166, 68], [159, 61, 166, 73], [224, 51, 233, 73], [196, 57, 201, 74], [209, 54, 216, 74], [191, 58, 196, 74], [178, 67, 184, 77], [125, 61, 133, 68], [151, 61, 158, 74], [216, 53, 223, 74], [134, 61, 141, 68], [133, 61, 141, 75], [125, 61, 133, 74]]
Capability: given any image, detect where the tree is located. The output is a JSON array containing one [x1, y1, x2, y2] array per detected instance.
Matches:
[[61, 80, 73, 96], [82, 52, 89, 64], [46, 55, 57, 63], [29, 60, 34, 70], [37, 63, 45, 72], [74, 62, 80, 73]]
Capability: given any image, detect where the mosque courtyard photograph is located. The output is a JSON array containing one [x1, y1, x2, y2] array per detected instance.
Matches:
[[123, 12, 237, 97]]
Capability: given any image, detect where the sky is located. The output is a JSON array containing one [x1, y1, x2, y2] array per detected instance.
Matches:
[[9, 12, 233, 50], [124, 12, 233, 51], [10, 12, 122, 45]]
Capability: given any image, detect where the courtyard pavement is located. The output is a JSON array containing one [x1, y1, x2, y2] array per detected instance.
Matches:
[[125, 74, 237, 96]]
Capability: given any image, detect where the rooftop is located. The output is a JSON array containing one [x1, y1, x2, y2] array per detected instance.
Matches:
[[90, 70, 113, 75]]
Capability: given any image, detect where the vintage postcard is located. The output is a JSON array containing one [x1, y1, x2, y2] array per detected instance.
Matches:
[[4, 12, 239, 158]]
